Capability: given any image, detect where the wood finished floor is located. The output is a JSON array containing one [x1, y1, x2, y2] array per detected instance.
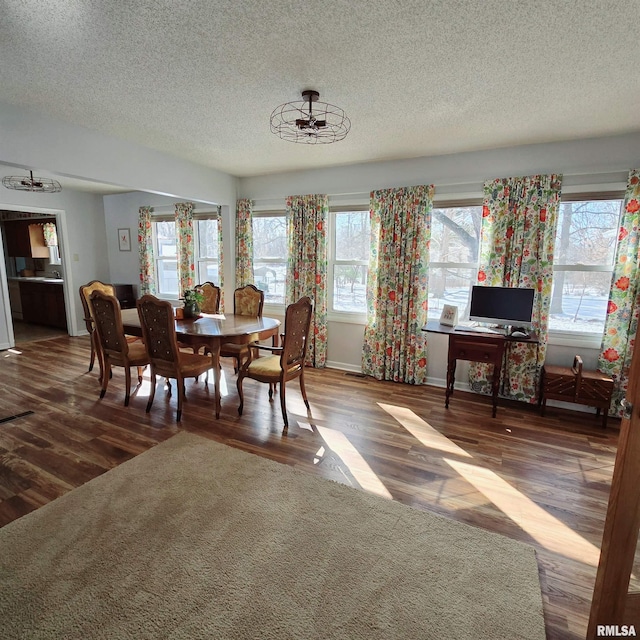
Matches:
[[12, 320, 68, 345], [0, 335, 629, 639]]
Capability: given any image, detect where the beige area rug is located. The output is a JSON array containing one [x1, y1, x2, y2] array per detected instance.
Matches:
[[0, 432, 546, 640]]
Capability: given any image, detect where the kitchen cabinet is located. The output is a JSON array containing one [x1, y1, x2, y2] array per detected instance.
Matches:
[[4, 220, 49, 258], [19, 281, 67, 329], [8, 280, 22, 320]]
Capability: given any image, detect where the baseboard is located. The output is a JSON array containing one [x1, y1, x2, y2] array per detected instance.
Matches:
[[426, 376, 448, 389], [327, 369, 609, 416], [326, 360, 363, 373]]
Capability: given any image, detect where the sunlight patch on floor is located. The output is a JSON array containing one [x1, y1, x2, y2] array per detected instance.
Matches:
[[124, 367, 222, 399], [446, 458, 601, 566], [379, 402, 601, 565], [377, 402, 472, 458], [316, 425, 393, 499], [136, 377, 153, 397], [216, 369, 228, 396]]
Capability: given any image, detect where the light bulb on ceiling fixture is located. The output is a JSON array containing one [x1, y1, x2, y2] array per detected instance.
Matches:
[[270, 90, 350, 144], [2, 170, 62, 193]]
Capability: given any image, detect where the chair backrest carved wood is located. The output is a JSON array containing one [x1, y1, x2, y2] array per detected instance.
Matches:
[[88, 290, 129, 360], [136, 294, 182, 378], [234, 284, 264, 317], [280, 296, 313, 373], [197, 282, 220, 314], [79, 280, 115, 331]]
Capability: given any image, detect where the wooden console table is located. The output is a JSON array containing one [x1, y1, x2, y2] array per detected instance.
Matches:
[[423, 319, 539, 417]]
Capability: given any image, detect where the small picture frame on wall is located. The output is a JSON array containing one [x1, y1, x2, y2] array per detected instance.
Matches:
[[118, 228, 131, 252], [439, 304, 458, 327]]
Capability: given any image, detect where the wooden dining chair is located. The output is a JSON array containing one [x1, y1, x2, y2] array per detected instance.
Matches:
[[237, 296, 313, 428], [221, 284, 265, 372], [88, 290, 150, 406], [197, 282, 221, 314], [136, 294, 214, 421], [79, 280, 115, 377], [81, 280, 141, 383]]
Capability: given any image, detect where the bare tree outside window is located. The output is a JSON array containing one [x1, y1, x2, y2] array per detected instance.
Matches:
[[154, 220, 178, 295], [153, 217, 221, 296], [550, 200, 622, 334], [428, 206, 482, 320], [332, 211, 370, 313], [196, 219, 220, 284], [252, 215, 287, 303]]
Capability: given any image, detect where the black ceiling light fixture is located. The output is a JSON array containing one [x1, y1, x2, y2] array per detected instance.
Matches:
[[270, 89, 350, 144], [2, 170, 62, 193]]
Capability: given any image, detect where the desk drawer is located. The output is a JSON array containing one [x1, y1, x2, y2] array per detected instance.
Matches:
[[450, 341, 501, 363]]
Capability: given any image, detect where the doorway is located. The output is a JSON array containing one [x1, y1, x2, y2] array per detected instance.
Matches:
[[0, 208, 69, 348]]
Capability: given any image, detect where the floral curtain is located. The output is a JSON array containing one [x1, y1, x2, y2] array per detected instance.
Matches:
[[42, 222, 58, 247], [138, 206, 155, 295], [597, 169, 640, 416], [362, 185, 433, 384], [469, 174, 563, 402], [286, 194, 328, 367], [217, 207, 225, 311], [235, 199, 254, 288], [175, 202, 195, 297]]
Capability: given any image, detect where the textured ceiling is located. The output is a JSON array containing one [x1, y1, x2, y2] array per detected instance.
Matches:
[[1, 0, 639, 179]]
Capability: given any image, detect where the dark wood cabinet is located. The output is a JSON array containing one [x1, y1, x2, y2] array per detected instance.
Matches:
[[114, 284, 135, 309], [19, 281, 67, 330], [4, 220, 50, 258], [5, 221, 30, 257]]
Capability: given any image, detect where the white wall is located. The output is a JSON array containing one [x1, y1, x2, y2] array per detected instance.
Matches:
[[0, 103, 238, 206], [240, 133, 639, 202], [103, 192, 200, 296], [240, 132, 640, 384], [0, 105, 239, 349], [103, 192, 234, 306]]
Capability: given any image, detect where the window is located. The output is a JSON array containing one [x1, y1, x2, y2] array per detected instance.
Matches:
[[252, 213, 287, 304], [195, 217, 220, 285], [153, 214, 221, 297], [428, 206, 482, 320], [154, 219, 178, 296], [330, 210, 370, 314], [549, 199, 623, 335], [426, 200, 623, 337]]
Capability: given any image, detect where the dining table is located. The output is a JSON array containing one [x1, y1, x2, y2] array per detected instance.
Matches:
[[120, 308, 281, 418]]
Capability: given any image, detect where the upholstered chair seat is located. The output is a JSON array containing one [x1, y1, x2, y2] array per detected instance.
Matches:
[[79, 280, 116, 379], [244, 356, 300, 377], [237, 296, 312, 429], [88, 290, 150, 406], [137, 294, 214, 421], [80, 280, 140, 383]]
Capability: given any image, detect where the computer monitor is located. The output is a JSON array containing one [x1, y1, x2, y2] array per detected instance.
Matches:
[[468, 286, 535, 327]]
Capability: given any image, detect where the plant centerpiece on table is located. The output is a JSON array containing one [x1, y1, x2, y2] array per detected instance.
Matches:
[[182, 287, 205, 318]]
